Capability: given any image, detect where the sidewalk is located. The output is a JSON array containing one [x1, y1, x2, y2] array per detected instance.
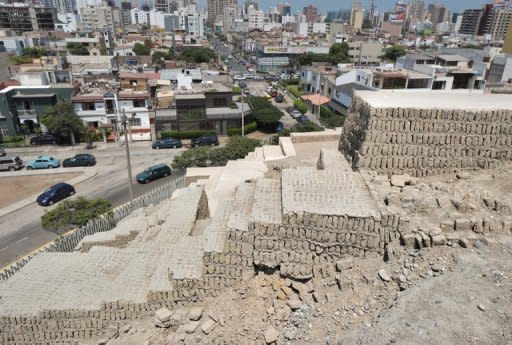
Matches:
[[4, 141, 154, 155], [0, 168, 98, 218]]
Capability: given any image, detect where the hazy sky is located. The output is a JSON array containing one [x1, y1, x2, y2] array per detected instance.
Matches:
[[197, 1, 492, 13]]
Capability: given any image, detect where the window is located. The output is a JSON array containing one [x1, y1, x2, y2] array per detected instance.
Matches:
[[82, 103, 96, 111], [131, 118, 142, 126], [133, 100, 146, 108]]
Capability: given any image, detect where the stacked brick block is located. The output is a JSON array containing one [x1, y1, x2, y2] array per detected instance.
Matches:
[[340, 93, 512, 176]]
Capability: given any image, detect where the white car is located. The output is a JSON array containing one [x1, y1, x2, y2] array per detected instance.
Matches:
[[233, 75, 246, 81], [290, 110, 302, 119]]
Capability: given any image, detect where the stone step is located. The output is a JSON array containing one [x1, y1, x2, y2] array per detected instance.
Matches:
[[254, 147, 264, 161], [263, 145, 285, 161], [279, 137, 296, 157], [227, 182, 256, 232]]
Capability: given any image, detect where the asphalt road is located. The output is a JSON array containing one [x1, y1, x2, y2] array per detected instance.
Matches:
[[0, 144, 185, 268]]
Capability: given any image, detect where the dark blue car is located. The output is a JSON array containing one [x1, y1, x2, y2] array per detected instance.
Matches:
[[36, 183, 75, 206]]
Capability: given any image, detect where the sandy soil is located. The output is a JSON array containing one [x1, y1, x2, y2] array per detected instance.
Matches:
[[0, 173, 81, 208]]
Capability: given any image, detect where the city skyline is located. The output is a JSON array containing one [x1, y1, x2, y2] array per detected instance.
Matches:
[[196, 0, 499, 13]]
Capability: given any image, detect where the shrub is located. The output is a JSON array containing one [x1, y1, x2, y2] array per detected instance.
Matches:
[[293, 99, 308, 114], [319, 105, 345, 128], [41, 197, 112, 235], [0, 136, 24, 144], [270, 120, 324, 144], [248, 96, 283, 130], [160, 129, 217, 139], [232, 86, 241, 95], [172, 136, 261, 169], [227, 121, 258, 136], [287, 85, 303, 98]]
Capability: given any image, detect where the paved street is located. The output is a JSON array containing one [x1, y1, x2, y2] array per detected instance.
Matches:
[[0, 143, 185, 268]]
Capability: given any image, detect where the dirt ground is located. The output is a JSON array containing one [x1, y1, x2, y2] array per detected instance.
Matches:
[[0, 173, 81, 208]]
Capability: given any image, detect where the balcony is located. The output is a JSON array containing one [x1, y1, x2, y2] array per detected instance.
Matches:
[[16, 109, 37, 121]]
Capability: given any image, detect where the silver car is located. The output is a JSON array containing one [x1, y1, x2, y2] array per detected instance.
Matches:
[[0, 156, 24, 171]]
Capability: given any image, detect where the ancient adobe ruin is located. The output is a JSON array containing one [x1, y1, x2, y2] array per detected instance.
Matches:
[[1, 92, 511, 345]]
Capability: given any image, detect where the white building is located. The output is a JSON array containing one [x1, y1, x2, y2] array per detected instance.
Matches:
[[247, 5, 264, 30], [55, 13, 78, 32]]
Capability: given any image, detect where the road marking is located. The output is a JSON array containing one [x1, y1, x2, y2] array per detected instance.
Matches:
[[14, 236, 28, 244], [0, 246, 9, 252]]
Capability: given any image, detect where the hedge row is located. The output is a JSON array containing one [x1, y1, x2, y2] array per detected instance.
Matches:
[[287, 85, 303, 98], [227, 121, 258, 136], [319, 106, 345, 128], [172, 136, 261, 169], [160, 129, 217, 139]]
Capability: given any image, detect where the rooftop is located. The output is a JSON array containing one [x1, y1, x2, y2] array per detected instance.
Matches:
[[437, 54, 469, 62], [355, 91, 512, 110]]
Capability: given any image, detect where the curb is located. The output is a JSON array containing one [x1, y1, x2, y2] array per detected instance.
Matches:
[[0, 168, 98, 218]]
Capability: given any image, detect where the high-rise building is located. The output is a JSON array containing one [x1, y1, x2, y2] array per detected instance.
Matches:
[[79, 4, 117, 31], [489, 7, 512, 39], [52, 0, 74, 14], [303, 4, 318, 23], [207, 0, 237, 25], [459, 8, 483, 36], [277, 2, 291, 16], [503, 22, 512, 53], [247, 4, 264, 30], [409, 1, 426, 21], [0, 3, 57, 34], [428, 3, 449, 26], [350, 3, 364, 31], [121, 1, 132, 26]]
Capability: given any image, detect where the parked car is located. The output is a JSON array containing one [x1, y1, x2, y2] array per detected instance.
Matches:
[[30, 134, 57, 145], [191, 135, 219, 147], [0, 156, 23, 171], [254, 75, 265, 81], [275, 121, 285, 133], [243, 88, 251, 95], [62, 154, 96, 167], [0, 147, 6, 157], [36, 182, 75, 206], [152, 138, 183, 149], [297, 115, 310, 123], [27, 155, 60, 170], [275, 94, 284, 103], [233, 75, 246, 81], [239, 81, 248, 89], [290, 110, 303, 119], [136, 163, 171, 184]]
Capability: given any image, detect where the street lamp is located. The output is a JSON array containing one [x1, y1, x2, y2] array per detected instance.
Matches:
[[120, 109, 135, 200], [241, 87, 245, 136]]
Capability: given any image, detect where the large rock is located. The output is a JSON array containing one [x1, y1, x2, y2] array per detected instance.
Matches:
[[200, 318, 216, 335], [155, 308, 173, 323], [378, 269, 391, 282], [390, 175, 407, 187], [264, 326, 279, 344], [188, 306, 204, 321]]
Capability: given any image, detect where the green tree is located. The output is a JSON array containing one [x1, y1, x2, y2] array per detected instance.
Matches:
[[67, 42, 89, 56], [381, 45, 406, 61], [248, 96, 283, 130], [133, 42, 151, 56], [21, 47, 48, 58], [40, 101, 85, 145], [41, 197, 112, 234], [293, 99, 308, 114], [328, 42, 350, 64], [179, 47, 216, 63]]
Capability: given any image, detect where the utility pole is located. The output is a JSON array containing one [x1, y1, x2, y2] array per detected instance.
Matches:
[[122, 109, 134, 200], [241, 86, 245, 136]]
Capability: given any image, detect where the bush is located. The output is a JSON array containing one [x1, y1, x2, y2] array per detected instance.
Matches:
[[41, 197, 112, 235], [293, 99, 308, 114], [227, 121, 258, 136], [172, 136, 261, 169], [287, 85, 302, 98], [319, 105, 345, 128], [160, 129, 217, 140], [270, 120, 324, 144], [0, 136, 24, 144], [248, 96, 283, 130], [232, 86, 241, 95]]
